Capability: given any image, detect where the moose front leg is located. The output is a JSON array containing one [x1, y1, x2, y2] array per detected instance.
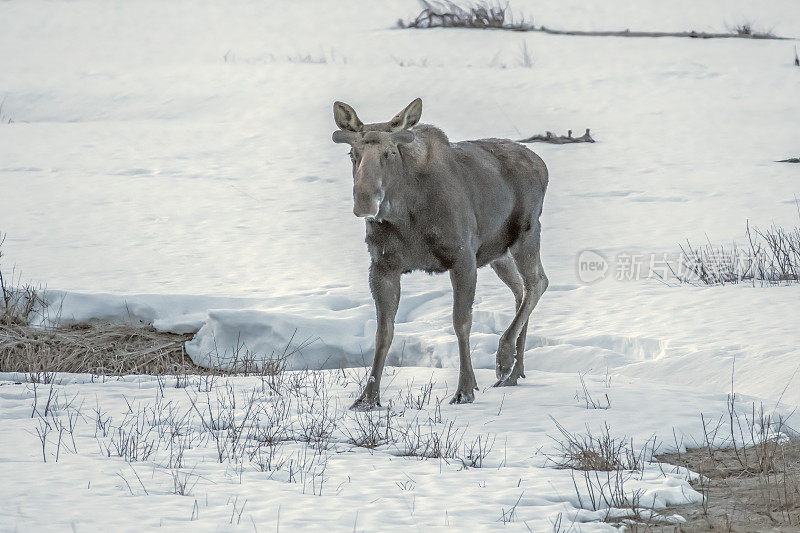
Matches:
[[350, 264, 401, 410], [449, 258, 478, 404]]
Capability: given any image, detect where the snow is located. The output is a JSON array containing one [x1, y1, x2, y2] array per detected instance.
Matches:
[[2, 0, 800, 530], [1, 368, 761, 531]]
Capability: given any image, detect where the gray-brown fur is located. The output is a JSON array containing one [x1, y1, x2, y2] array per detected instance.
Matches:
[[332, 99, 549, 408]]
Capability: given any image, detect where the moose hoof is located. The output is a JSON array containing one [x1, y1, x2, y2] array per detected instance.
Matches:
[[493, 374, 519, 387], [449, 388, 475, 405], [350, 391, 381, 411], [493, 363, 523, 387], [495, 341, 516, 379]]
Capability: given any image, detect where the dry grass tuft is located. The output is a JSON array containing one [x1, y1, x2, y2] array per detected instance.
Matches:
[[399, 1, 531, 31], [0, 234, 45, 327], [671, 213, 800, 286], [0, 321, 201, 376], [727, 21, 775, 38], [547, 416, 652, 472]]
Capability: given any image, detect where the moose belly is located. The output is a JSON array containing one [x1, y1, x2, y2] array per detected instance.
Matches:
[[475, 215, 532, 267]]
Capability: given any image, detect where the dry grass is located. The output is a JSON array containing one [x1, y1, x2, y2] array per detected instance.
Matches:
[[670, 213, 800, 286], [651, 439, 800, 530], [640, 397, 800, 530], [399, 1, 531, 31], [0, 234, 44, 327], [0, 321, 201, 376], [546, 417, 667, 525], [547, 416, 652, 472], [547, 398, 800, 529], [727, 21, 775, 38]]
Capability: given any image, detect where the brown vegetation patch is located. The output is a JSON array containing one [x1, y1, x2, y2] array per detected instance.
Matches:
[[0, 321, 201, 376], [641, 440, 800, 531]]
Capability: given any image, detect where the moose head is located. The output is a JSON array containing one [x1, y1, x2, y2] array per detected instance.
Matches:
[[331, 98, 422, 218]]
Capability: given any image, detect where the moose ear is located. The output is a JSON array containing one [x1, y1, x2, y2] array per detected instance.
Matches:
[[333, 101, 363, 132], [389, 98, 422, 132], [390, 130, 415, 144]]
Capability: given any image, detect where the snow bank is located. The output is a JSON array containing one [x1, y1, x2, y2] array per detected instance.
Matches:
[[185, 308, 373, 370], [38, 281, 800, 408], [36, 290, 262, 334]]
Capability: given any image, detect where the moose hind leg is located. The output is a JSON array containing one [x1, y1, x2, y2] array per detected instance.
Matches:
[[494, 224, 548, 386], [491, 254, 525, 379]]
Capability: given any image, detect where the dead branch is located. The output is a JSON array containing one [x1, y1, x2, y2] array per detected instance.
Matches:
[[399, 2, 795, 41], [518, 129, 595, 145]]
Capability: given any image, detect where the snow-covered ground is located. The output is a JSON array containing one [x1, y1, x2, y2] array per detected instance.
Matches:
[[2, 0, 799, 530], [0, 368, 775, 531]]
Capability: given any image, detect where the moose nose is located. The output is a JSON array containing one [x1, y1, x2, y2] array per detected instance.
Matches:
[[353, 191, 380, 218], [353, 201, 379, 218]]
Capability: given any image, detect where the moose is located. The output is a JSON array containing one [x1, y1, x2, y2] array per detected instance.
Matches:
[[332, 98, 549, 408]]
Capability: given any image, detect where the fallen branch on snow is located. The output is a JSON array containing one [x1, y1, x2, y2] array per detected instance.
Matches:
[[518, 129, 595, 145], [531, 27, 790, 40], [399, 1, 795, 41]]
